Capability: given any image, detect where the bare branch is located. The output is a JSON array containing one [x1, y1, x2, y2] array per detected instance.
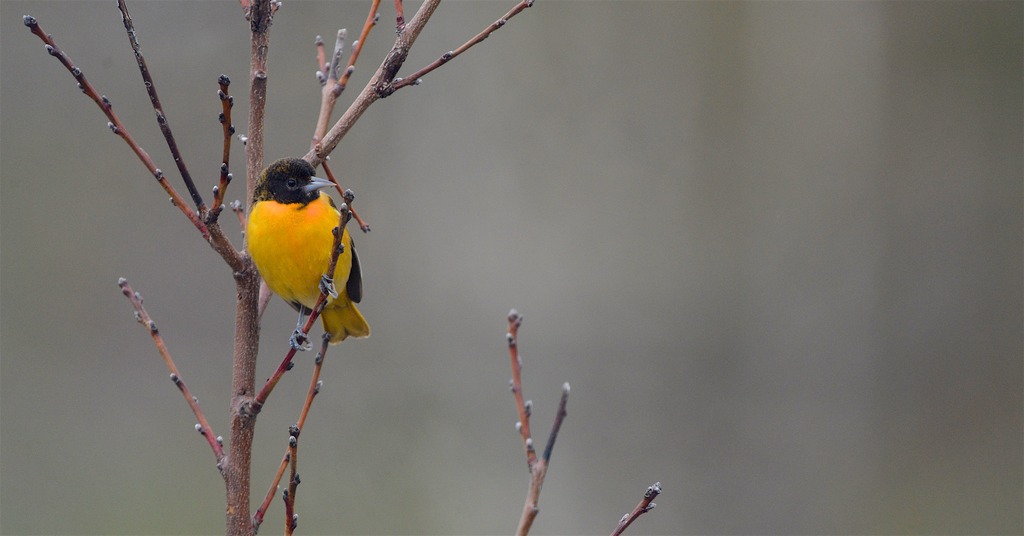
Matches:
[[117, 0, 206, 214], [311, 0, 382, 149], [227, 2, 278, 535], [303, 0, 442, 167], [610, 482, 662, 536], [284, 430, 299, 535], [210, 75, 236, 221], [394, 0, 406, 33], [254, 334, 330, 533], [321, 159, 371, 232], [505, 309, 569, 536], [23, 15, 210, 240], [118, 278, 225, 467], [392, 0, 535, 92]]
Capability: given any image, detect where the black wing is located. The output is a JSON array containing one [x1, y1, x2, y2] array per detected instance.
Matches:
[[347, 241, 363, 303]]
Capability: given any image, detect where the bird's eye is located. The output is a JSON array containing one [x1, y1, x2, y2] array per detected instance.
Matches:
[[286, 178, 297, 188]]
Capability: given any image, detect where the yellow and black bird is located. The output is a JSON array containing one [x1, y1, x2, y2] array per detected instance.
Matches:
[[247, 158, 369, 346]]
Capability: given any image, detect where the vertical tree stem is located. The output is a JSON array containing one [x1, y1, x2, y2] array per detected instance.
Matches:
[[227, 1, 273, 535]]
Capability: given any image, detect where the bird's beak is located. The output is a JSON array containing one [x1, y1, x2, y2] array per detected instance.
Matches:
[[304, 176, 335, 194]]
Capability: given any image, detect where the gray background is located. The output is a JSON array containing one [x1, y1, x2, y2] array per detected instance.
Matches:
[[1, 1, 1021, 534]]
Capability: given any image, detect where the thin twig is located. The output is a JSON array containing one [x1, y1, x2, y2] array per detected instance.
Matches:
[[392, 0, 535, 93], [305, 0, 534, 167], [251, 205, 350, 413], [230, 200, 246, 236], [311, 0, 381, 149], [339, 0, 380, 94], [394, 0, 406, 33], [507, 310, 535, 467], [254, 334, 329, 533], [610, 482, 662, 536], [23, 15, 210, 240], [117, 0, 206, 215], [210, 75, 236, 221], [505, 309, 570, 536], [321, 159, 370, 232], [118, 278, 225, 467], [284, 431, 299, 535], [303, 0, 442, 167]]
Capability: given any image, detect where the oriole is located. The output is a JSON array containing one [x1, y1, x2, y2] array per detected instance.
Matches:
[[247, 158, 369, 345]]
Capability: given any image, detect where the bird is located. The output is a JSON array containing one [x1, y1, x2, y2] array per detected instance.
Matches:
[[247, 157, 369, 346]]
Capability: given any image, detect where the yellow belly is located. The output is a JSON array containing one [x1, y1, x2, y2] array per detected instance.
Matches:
[[247, 193, 353, 310]]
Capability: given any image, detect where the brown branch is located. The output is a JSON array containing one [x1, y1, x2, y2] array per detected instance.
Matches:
[[23, 15, 210, 241], [303, 0, 442, 167], [321, 160, 370, 232], [338, 0, 380, 93], [505, 309, 569, 536], [118, 278, 225, 467], [226, 1, 277, 535], [394, 0, 406, 33], [610, 482, 662, 536], [254, 334, 330, 533], [392, 0, 535, 93], [284, 431, 299, 535], [230, 200, 246, 234], [507, 310, 535, 467], [305, 0, 534, 167], [117, 0, 205, 214], [251, 204, 350, 413], [210, 75, 236, 220], [311, 0, 382, 149]]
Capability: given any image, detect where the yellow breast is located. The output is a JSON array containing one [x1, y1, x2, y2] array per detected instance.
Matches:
[[247, 193, 353, 310]]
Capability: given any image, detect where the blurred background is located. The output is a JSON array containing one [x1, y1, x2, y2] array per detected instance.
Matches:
[[1, 1, 1020, 534]]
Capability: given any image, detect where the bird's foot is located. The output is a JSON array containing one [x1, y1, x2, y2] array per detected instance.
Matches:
[[290, 329, 311, 351], [319, 275, 338, 299]]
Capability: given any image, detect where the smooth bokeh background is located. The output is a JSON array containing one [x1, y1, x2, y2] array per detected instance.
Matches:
[[2, 1, 1021, 534]]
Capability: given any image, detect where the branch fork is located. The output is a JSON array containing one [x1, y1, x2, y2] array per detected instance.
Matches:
[[505, 309, 569, 536]]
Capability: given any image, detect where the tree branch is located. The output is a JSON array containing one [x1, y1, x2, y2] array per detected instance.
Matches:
[[118, 278, 225, 467], [391, 0, 535, 93], [254, 333, 330, 533], [321, 159, 370, 232], [226, 1, 277, 534], [505, 309, 569, 536], [22, 15, 210, 240], [610, 482, 662, 536], [303, 0, 442, 167], [117, 0, 206, 214], [210, 75, 236, 221]]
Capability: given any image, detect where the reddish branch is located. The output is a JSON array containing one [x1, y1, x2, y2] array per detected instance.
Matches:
[[22, 15, 209, 240], [311, 0, 381, 149], [392, 0, 535, 93], [117, 0, 205, 214], [506, 309, 569, 536], [321, 160, 371, 232], [393, 0, 405, 33], [118, 278, 226, 466], [303, 0, 438, 167], [254, 333, 330, 532], [610, 482, 662, 536], [284, 431, 300, 535], [304, 0, 534, 168], [210, 74, 236, 220]]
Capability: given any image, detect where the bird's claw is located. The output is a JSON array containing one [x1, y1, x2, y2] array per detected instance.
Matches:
[[319, 275, 338, 299], [290, 329, 311, 351]]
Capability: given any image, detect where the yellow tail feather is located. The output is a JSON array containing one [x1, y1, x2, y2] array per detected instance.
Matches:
[[321, 301, 370, 344]]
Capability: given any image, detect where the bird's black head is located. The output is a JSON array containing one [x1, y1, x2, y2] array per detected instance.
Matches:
[[253, 158, 333, 204]]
